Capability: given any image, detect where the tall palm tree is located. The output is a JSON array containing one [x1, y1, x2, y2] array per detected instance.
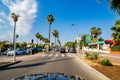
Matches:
[[99, 0, 120, 15], [91, 27, 102, 38], [57, 39, 61, 47], [35, 32, 40, 45], [91, 27, 96, 37], [97, 28, 102, 38], [47, 14, 54, 50], [52, 30, 59, 46], [90, 27, 102, 42], [111, 20, 120, 45], [39, 34, 43, 45], [109, 0, 120, 15]]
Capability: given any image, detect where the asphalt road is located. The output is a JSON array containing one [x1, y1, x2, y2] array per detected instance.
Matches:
[[0, 51, 110, 80]]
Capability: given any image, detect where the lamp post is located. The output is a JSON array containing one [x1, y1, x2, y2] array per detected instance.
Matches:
[[11, 13, 20, 62]]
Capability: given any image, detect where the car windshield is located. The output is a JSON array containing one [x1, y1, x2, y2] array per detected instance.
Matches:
[[0, 0, 119, 80]]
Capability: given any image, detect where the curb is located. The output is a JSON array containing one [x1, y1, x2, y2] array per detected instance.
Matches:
[[0, 61, 21, 69]]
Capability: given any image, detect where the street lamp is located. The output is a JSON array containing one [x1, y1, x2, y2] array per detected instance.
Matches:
[[11, 13, 20, 62]]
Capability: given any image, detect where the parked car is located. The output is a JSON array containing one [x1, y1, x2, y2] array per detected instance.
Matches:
[[36, 48, 42, 52], [30, 48, 39, 54], [7, 50, 15, 56], [3, 49, 13, 55], [7, 48, 26, 55], [55, 48, 59, 51], [16, 48, 26, 55], [68, 48, 76, 53], [60, 48, 66, 53]]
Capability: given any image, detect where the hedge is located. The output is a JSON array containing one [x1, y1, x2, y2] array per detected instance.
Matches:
[[111, 45, 120, 51]]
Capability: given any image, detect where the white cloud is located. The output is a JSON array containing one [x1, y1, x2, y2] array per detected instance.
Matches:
[[0, 19, 3, 23], [1, 0, 37, 36], [0, 31, 13, 41], [0, 12, 7, 18]]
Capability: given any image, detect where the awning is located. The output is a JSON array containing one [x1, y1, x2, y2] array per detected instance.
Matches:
[[88, 41, 105, 45]]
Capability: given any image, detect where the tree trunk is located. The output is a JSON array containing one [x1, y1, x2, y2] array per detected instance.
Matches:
[[48, 23, 51, 51]]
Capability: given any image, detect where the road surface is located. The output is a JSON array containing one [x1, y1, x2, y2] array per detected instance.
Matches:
[[0, 51, 110, 80]]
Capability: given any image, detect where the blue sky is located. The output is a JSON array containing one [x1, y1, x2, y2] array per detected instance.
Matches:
[[0, 0, 120, 45]]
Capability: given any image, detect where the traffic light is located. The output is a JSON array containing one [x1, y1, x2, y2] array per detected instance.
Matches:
[[31, 39, 34, 44]]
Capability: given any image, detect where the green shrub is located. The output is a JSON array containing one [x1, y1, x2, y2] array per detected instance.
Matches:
[[85, 52, 90, 57], [85, 52, 99, 60], [111, 45, 120, 51], [91, 52, 99, 60], [100, 58, 113, 66]]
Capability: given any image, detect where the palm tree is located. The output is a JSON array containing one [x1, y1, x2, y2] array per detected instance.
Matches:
[[97, 28, 102, 38], [91, 27, 96, 37], [35, 32, 40, 45], [90, 27, 102, 42], [47, 14, 54, 50], [39, 34, 43, 45], [57, 39, 61, 47], [111, 20, 120, 45], [109, 0, 120, 15], [52, 30, 59, 47], [99, 0, 120, 15]]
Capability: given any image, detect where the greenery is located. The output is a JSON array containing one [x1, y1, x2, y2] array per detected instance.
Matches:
[[64, 41, 76, 48], [111, 20, 120, 45], [85, 52, 99, 60], [52, 29, 59, 47], [91, 27, 102, 42], [91, 52, 99, 60], [111, 45, 120, 51], [100, 58, 113, 66], [85, 52, 90, 57], [99, 0, 120, 15], [80, 34, 89, 48]]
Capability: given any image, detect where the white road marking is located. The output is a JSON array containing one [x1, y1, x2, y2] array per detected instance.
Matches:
[[48, 54, 53, 57], [55, 54, 59, 57], [67, 54, 71, 57], [61, 54, 65, 57], [42, 54, 47, 57]]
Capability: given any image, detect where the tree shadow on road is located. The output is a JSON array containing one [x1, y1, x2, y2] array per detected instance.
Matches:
[[1, 57, 74, 71]]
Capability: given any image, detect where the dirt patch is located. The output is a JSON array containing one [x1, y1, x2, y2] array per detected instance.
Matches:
[[79, 56, 120, 80], [93, 66, 120, 80], [0, 62, 11, 66]]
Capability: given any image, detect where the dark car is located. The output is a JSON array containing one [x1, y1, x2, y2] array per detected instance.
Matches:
[[55, 48, 59, 51], [29, 48, 38, 54], [60, 48, 66, 53], [68, 48, 76, 53]]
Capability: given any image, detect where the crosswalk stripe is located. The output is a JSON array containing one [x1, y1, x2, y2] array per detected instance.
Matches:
[[42, 54, 47, 57], [42, 53, 74, 58], [61, 54, 64, 57], [48, 54, 53, 57], [55, 54, 59, 57]]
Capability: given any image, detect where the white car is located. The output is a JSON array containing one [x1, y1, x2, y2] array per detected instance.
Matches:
[[7, 49, 26, 56], [7, 50, 15, 56]]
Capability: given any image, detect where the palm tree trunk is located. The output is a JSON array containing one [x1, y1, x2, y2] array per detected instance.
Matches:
[[40, 40, 41, 45], [56, 38, 58, 48], [48, 23, 51, 51], [55, 37, 56, 47], [37, 39, 38, 45]]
